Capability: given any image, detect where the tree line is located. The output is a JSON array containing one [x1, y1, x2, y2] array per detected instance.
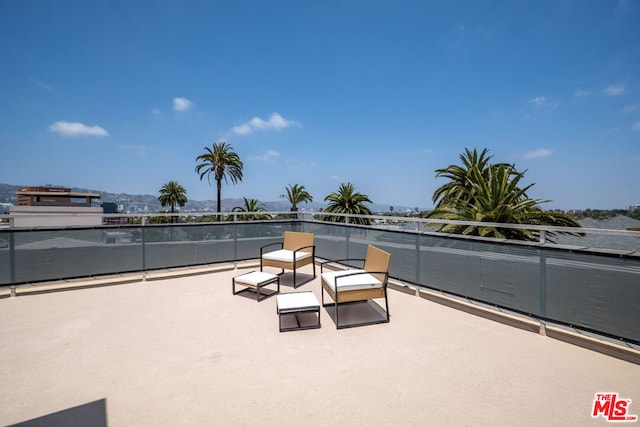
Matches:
[[156, 143, 582, 241]]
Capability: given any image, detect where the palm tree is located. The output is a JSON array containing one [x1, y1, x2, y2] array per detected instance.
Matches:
[[432, 147, 516, 209], [427, 150, 581, 241], [323, 182, 373, 225], [231, 197, 271, 221], [280, 184, 313, 212], [157, 181, 187, 223], [195, 141, 244, 218]]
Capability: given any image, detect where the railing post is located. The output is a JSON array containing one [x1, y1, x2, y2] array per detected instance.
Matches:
[[345, 224, 351, 261], [141, 226, 147, 281], [9, 230, 16, 296], [233, 219, 238, 269], [415, 233, 420, 284], [9, 230, 15, 283], [539, 249, 547, 332], [539, 230, 546, 244]]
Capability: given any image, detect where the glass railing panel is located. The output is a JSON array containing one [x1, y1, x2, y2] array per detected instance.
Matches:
[[417, 234, 542, 314], [235, 221, 299, 261], [544, 250, 640, 342], [305, 222, 349, 263], [11, 227, 143, 283], [0, 231, 10, 285]]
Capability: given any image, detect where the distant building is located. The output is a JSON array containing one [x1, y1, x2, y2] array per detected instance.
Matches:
[[16, 186, 101, 207], [10, 186, 103, 228], [101, 202, 119, 214]]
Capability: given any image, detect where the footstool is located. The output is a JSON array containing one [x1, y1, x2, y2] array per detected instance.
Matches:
[[276, 291, 321, 332], [233, 271, 280, 302]]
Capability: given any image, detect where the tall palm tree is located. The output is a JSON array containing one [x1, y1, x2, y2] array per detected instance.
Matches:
[[323, 182, 373, 225], [427, 150, 581, 241], [432, 147, 516, 209], [158, 181, 187, 223], [195, 141, 244, 218], [280, 184, 313, 212], [231, 197, 271, 221]]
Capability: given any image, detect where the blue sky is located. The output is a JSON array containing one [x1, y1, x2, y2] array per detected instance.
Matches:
[[1, 0, 639, 210]]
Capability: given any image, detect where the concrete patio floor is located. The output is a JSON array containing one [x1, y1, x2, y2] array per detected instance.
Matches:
[[1, 264, 639, 426]]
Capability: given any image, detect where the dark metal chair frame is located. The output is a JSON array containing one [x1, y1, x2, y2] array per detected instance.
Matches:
[[276, 292, 321, 332]]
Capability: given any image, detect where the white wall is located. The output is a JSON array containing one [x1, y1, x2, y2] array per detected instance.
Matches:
[[9, 206, 103, 228]]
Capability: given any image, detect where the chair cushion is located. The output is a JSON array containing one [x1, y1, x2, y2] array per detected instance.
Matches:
[[321, 269, 382, 292], [262, 249, 312, 263], [277, 292, 320, 311], [234, 271, 278, 286]]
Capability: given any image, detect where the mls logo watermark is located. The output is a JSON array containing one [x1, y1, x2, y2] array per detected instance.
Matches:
[[592, 393, 638, 422]]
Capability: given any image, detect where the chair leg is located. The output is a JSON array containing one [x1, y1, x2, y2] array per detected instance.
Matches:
[[293, 264, 297, 288], [384, 290, 390, 322]]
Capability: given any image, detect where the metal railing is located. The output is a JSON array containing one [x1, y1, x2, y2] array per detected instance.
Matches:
[[1, 213, 639, 343]]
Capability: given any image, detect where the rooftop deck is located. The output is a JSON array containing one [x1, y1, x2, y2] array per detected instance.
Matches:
[[1, 264, 639, 426]]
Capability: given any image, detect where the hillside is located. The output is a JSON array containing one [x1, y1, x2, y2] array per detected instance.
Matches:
[[0, 183, 409, 213]]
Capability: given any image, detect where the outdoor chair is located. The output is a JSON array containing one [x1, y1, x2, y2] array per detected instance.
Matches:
[[320, 245, 391, 329], [260, 231, 316, 288]]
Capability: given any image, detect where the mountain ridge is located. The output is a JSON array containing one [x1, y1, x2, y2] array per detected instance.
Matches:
[[0, 183, 419, 213]]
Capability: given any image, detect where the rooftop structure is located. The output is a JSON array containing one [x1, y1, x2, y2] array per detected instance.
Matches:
[[16, 186, 101, 207], [1, 265, 639, 426], [10, 186, 103, 228]]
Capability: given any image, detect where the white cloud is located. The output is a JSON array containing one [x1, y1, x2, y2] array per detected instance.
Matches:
[[230, 123, 253, 135], [523, 96, 559, 118], [631, 121, 640, 131], [249, 150, 280, 161], [603, 84, 627, 96], [523, 148, 553, 159], [49, 121, 108, 137], [575, 89, 591, 97], [622, 104, 640, 114], [527, 96, 559, 109], [173, 97, 193, 111], [231, 113, 300, 135]]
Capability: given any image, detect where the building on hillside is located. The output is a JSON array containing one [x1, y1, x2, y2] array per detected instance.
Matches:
[[10, 186, 103, 228], [16, 186, 100, 207]]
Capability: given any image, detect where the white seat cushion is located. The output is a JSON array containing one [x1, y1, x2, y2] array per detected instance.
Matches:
[[262, 249, 312, 263], [234, 271, 278, 286], [277, 292, 320, 311], [321, 269, 382, 292]]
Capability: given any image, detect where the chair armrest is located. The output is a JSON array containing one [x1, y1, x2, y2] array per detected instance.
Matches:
[[260, 241, 283, 256], [334, 270, 389, 286], [320, 258, 365, 273], [292, 245, 315, 255]]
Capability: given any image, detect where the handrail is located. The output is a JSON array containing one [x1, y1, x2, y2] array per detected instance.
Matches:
[[2, 211, 639, 242]]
